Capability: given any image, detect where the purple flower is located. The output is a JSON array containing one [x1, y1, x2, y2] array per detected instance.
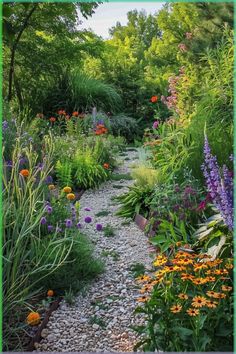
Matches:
[[96, 224, 103, 231], [71, 206, 76, 212], [3, 121, 8, 131], [84, 216, 92, 223], [6, 160, 13, 168], [47, 225, 53, 232], [40, 217, 47, 225], [202, 136, 233, 230], [76, 222, 82, 229], [152, 120, 159, 129], [65, 219, 73, 228], [84, 207, 91, 211], [46, 206, 53, 214]]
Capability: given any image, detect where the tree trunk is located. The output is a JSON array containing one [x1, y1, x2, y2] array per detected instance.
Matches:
[[7, 3, 38, 102]]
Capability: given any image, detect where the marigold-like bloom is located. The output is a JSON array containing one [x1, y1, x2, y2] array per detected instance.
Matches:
[[192, 277, 208, 285], [136, 275, 151, 283], [222, 285, 232, 292], [214, 293, 226, 299], [187, 308, 199, 316], [214, 269, 228, 275], [63, 186, 72, 193], [194, 263, 208, 271], [178, 293, 188, 300], [192, 296, 207, 308], [26, 312, 41, 326], [72, 111, 79, 117], [49, 117, 56, 122], [206, 290, 217, 298], [181, 273, 193, 281], [205, 276, 215, 282], [206, 300, 218, 308], [170, 304, 182, 313], [67, 193, 75, 200], [137, 296, 149, 302], [150, 95, 158, 103], [103, 163, 109, 169], [48, 184, 55, 190], [20, 169, 30, 177], [47, 290, 54, 297]]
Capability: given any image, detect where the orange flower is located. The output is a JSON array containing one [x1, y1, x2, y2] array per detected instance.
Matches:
[[137, 296, 149, 302], [206, 300, 218, 308], [225, 263, 233, 269], [192, 296, 207, 308], [191, 277, 208, 285], [49, 117, 56, 123], [178, 293, 188, 300], [72, 111, 79, 117], [222, 285, 232, 292], [170, 304, 182, 313], [58, 110, 66, 115], [20, 169, 30, 177], [205, 276, 215, 282], [187, 308, 199, 316], [26, 312, 41, 326], [206, 290, 217, 298], [47, 290, 54, 297], [103, 163, 109, 169], [214, 293, 226, 299], [67, 193, 75, 200], [150, 95, 158, 103], [63, 186, 72, 193], [136, 275, 151, 283], [48, 184, 55, 190]]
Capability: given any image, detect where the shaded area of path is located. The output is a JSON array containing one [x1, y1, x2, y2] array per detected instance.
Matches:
[[36, 149, 153, 352]]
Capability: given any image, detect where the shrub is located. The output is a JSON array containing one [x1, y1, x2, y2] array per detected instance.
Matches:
[[109, 113, 141, 142]]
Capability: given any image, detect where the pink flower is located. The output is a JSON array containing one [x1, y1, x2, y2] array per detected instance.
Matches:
[[185, 32, 192, 40], [152, 121, 159, 129], [178, 43, 187, 52], [196, 200, 207, 212]]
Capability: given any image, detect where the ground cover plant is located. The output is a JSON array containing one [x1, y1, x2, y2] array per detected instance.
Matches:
[[2, 1, 233, 352]]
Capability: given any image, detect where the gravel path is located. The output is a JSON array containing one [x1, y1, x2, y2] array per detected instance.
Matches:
[[36, 149, 154, 352]]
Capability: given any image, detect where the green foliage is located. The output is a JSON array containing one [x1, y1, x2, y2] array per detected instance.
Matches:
[[95, 210, 110, 217], [109, 113, 141, 142], [129, 263, 146, 278], [55, 160, 73, 187], [103, 224, 116, 237], [111, 173, 132, 181]]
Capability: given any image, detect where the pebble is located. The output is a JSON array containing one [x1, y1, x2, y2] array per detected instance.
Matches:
[[36, 150, 153, 352]]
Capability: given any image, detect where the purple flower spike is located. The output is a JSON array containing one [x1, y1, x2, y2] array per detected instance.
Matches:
[[40, 217, 47, 225], [96, 224, 103, 231], [77, 222, 82, 229], [84, 216, 92, 223], [65, 219, 73, 228], [48, 225, 53, 232], [84, 207, 91, 211]]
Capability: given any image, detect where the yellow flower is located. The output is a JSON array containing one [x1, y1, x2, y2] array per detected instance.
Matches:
[[170, 304, 182, 313], [187, 308, 199, 316], [191, 277, 207, 285], [178, 293, 188, 300], [206, 300, 218, 308], [205, 276, 215, 282], [222, 285, 232, 292], [192, 296, 207, 308], [206, 290, 218, 298], [67, 193, 75, 200], [63, 186, 72, 193], [225, 263, 233, 269], [137, 296, 149, 302], [48, 184, 55, 190], [136, 275, 151, 283], [26, 312, 41, 326]]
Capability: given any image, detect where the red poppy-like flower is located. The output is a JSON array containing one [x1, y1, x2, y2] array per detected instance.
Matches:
[[103, 163, 109, 169], [150, 96, 158, 103], [58, 110, 66, 115], [72, 111, 79, 117], [49, 117, 56, 123]]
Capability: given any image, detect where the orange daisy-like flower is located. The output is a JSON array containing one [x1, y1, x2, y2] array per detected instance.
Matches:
[[206, 300, 218, 308], [170, 304, 182, 313], [205, 270, 212, 275], [181, 273, 193, 281], [178, 293, 188, 300], [63, 186, 72, 193], [214, 293, 226, 299], [194, 263, 208, 271], [214, 269, 228, 275], [136, 275, 151, 283], [67, 193, 75, 200], [47, 290, 54, 297], [150, 95, 158, 103], [192, 277, 207, 285], [187, 308, 199, 316], [225, 263, 233, 269], [205, 276, 215, 282], [137, 296, 149, 303], [20, 169, 30, 177], [48, 184, 55, 190], [178, 258, 193, 266], [206, 290, 217, 298], [192, 296, 207, 308], [26, 312, 41, 326], [222, 285, 232, 292]]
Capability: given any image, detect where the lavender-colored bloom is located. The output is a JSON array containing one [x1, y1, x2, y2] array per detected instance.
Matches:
[[202, 136, 233, 230], [47, 225, 53, 232], [40, 217, 47, 225], [28, 137, 33, 142], [6, 160, 13, 168], [84, 216, 92, 223], [19, 157, 27, 165], [3, 121, 8, 130], [46, 206, 53, 214], [152, 121, 159, 129], [84, 207, 91, 211], [45, 175, 53, 184], [65, 219, 73, 228], [71, 206, 76, 212], [76, 222, 82, 229], [96, 224, 103, 231]]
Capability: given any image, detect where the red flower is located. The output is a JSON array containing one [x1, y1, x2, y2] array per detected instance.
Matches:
[[150, 96, 158, 103], [196, 200, 206, 212], [103, 163, 109, 169], [72, 111, 79, 117], [49, 117, 56, 123], [58, 110, 66, 115]]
